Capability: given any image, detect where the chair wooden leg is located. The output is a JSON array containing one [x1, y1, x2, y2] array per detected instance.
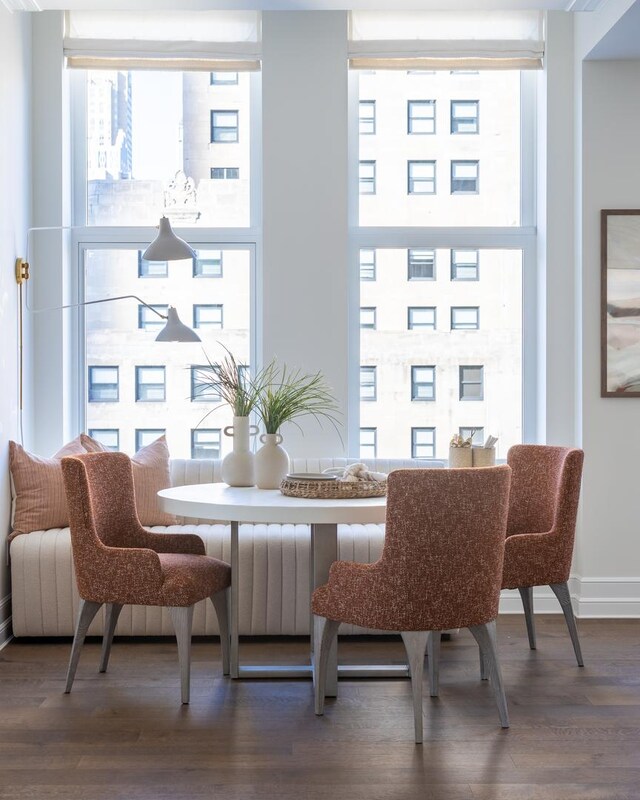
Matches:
[[518, 586, 536, 650], [550, 582, 584, 667], [401, 632, 429, 744], [99, 603, 123, 673], [469, 620, 509, 729], [479, 646, 488, 680], [210, 588, 231, 676], [65, 600, 102, 694], [169, 606, 194, 704], [313, 616, 340, 716], [426, 631, 440, 697]]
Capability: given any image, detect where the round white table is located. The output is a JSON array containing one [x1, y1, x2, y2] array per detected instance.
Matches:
[[157, 484, 400, 692]]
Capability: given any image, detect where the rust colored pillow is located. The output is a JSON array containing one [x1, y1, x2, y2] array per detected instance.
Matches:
[[9, 436, 88, 535], [80, 434, 177, 527]]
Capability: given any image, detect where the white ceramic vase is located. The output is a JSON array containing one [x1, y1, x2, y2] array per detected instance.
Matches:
[[221, 416, 259, 487], [255, 433, 290, 489]]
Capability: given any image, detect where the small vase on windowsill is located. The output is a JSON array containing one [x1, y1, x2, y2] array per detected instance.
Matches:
[[221, 416, 259, 487], [255, 433, 290, 490]]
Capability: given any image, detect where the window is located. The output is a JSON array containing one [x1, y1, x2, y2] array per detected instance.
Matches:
[[408, 161, 436, 194], [191, 429, 222, 459], [451, 249, 479, 280], [411, 366, 436, 401], [137, 252, 168, 278], [459, 366, 484, 400], [412, 428, 436, 458], [408, 307, 436, 330], [135, 429, 166, 451], [193, 250, 223, 278], [360, 307, 376, 329], [88, 366, 119, 402], [210, 167, 239, 179], [359, 161, 376, 194], [459, 426, 485, 446], [408, 249, 435, 280], [359, 100, 376, 135], [360, 428, 377, 458], [193, 304, 223, 329], [88, 429, 119, 451], [407, 100, 435, 134], [210, 71, 238, 85], [211, 110, 239, 143], [191, 366, 222, 402], [360, 366, 377, 401], [451, 100, 479, 134], [138, 304, 168, 331], [451, 307, 480, 330], [451, 160, 479, 194], [135, 366, 166, 402], [359, 248, 376, 281]]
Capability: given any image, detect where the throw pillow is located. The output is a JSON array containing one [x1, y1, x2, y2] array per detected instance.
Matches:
[[80, 434, 177, 526], [9, 436, 88, 535]]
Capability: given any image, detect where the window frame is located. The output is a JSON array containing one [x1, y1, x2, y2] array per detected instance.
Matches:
[[407, 160, 436, 195], [135, 365, 167, 402], [451, 159, 480, 195], [459, 365, 485, 401], [411, 427, 436, 459], [359, 427, 377, 459], [193, 249, 223, 278], [360, 365, 377, 401], [193, 303, 224, 330], [88, 365, 119, 403], [450, 99, 480, 134], [138, 303, 169, 332], [191, 428, 222, 459], [359, 160, 376, 195], [210, 109, 239, 143], [411, 365, 436, 402], [408, 306, 436, 330], [359, 248, 376, 281], [210, 71, 239, 85], [359, 100, 376, 135], [407, 100, 436, 135], [137, 251, 168, 278], [451, 248, 479, 281], [359, 306, 377, 329], [87, 428, 120, 451], [450, 306, 480, 331], [135, 429, 166, 451], [407, 248, 436, 280]]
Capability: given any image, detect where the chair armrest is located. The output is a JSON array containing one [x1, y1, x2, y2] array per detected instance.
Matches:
[[86, 546, 165, 603], [135, 529, 206, 556]]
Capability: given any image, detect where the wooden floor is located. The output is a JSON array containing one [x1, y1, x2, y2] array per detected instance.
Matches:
[[1, 617, 639, 800]]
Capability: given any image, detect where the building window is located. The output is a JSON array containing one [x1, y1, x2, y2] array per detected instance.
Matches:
[[359, 160, 376, 194], [459, 426, 484, 446], [360, 307, 377, 329], [88, 429, 119, 451], [135, 429, 166, 451], [193, 250, 223, 278], [135, 366, 166, 402], [360, 428, 377, 458], [210, 167, 239, 179], [459, 366, 484, 400], [193, 304, 224, 329], [451, 249, 479, 280], [191, 429, 222, 459], [210, 110, 239, 143], [451, 160, 479, 194], [451, 100, 479, 134], [408, 160, 436, 194], [359, 100, 376, 135], [191, 366, 222, 402], [88, 366, 119, 402], [451, 307, 480, 330], [138, 304, 168, 331], [408, 249, 435, 280], [408, 306, 436, 330], [359, 248, 376, 281], [411, 427, 436, 458], [360, 366, 377, 401], [210, 71, 238, 85], [411, 366, 436, 401], [137, 252, 168, 278], [407, 100, 436, 134]]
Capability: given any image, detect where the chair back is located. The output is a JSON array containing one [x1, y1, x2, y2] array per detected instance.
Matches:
[[382, 466, 511, 630]]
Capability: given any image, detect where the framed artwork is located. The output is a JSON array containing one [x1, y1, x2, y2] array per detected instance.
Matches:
[[601, 209, 640, 397]]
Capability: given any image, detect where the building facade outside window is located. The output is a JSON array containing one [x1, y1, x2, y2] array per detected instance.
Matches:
[[407, 100, 436, 134], [459, 366, 484, 400], [411, 366, 436, 401], [88, 366, 119, 402], [451, 100, 479, 133], [191, 429, 222, 459], [135, 366, 166, 402], [411, 427, 436, 458], [360, 366, 377, 401], [210, 110, 239, 143]]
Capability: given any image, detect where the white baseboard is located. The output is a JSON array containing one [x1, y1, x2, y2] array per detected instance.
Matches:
[[499, 576, 640, 618], [0, 594, 12, 650]]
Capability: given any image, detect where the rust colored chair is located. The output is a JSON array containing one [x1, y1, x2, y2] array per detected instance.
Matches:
[[501, 444, 585, 666], [61, 452, 231, 703], [312, 466, 512, 743]]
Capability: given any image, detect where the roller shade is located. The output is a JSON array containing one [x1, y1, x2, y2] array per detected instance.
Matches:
[[348, 10, 544, 70], [64, 10, 261, 71]]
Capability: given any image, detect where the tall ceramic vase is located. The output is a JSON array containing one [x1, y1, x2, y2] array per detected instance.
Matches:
[[255, 433, 290, 490], [221, 416, 259, 487]]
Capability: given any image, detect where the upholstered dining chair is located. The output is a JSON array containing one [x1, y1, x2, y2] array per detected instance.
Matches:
[[312, 466, 512, 743], [61, 452, 231, 703], [500, 444, 585, 666]]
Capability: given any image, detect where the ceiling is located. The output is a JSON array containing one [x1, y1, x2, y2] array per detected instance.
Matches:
[[587, 0, 640, 57]]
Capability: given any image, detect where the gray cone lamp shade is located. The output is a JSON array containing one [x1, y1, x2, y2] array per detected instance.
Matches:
[[143, 216, 196, 261], [155, 307, 201, 342]]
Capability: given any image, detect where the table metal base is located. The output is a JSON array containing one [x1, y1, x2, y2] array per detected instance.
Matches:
[[234, 664, 411, 680]]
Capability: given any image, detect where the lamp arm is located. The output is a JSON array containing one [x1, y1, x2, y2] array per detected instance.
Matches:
[[29, 294, 169, 320]]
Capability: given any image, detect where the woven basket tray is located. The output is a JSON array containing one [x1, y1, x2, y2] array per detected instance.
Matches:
[[280, 478, 387, 499]]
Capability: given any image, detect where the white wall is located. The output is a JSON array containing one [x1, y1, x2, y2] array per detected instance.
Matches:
[[0, 7, 31, 644]]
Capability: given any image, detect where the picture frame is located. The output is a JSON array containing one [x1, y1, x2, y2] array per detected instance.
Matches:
[[601, 209, 640, 397]]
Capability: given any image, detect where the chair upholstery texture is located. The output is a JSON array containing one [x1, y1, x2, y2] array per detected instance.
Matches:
[[502, 445, 584, 589], [312, 466, 512, 632]]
